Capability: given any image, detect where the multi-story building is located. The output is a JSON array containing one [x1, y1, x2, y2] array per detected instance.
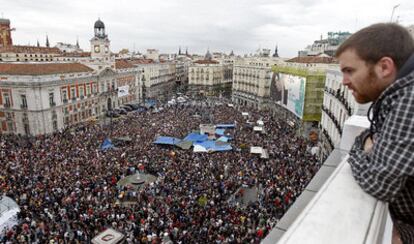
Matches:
[[268, 56, 337, 136], [232, 57, 282, 109], [0, 62, 97, 135], [0, 46, 62, 62], [299, 31, 351, 57], [126, 59, 176, 102], [319, 68, 370, 161], [188, 50, 233, 97], [0, 19, 142, 135]]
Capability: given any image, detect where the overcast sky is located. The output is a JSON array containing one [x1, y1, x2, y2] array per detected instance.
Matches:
[[2, 0, 414, 57]]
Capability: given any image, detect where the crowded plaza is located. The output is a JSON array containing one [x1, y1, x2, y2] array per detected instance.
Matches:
[[0, 98, 320, 243]]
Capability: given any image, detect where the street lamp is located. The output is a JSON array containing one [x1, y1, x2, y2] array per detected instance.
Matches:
[[390, 4, 400, 22]]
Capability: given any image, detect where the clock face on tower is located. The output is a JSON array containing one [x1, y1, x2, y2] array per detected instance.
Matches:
[[94, 45, 100, 53]]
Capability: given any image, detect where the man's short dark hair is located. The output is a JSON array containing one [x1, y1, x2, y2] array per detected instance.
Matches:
[[336, 23, 414, 70]]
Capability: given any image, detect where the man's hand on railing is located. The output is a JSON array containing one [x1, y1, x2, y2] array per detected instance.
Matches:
[[363, 136, 373, 152]]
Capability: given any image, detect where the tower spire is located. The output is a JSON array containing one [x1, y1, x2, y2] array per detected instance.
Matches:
[[45, 35, 50, 47], [272, 45, 279, 58]]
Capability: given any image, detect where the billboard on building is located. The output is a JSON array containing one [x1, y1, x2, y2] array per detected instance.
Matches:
[[117, 85, 129, 97], [270, 72, 306, 118]]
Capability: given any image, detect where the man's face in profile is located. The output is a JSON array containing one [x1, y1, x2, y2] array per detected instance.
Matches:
[[338, 49, 381, 104]]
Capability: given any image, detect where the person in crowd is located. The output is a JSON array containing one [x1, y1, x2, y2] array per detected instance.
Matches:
[[0, 98, 319, 243]]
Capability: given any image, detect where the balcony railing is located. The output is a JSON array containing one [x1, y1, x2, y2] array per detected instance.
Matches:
[[263, 115, 391, 244], [324, 87, 352, 116], [321, 106, 342, 135]]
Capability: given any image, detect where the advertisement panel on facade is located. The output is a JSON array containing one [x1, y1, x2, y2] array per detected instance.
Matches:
[[270, 72, 306, 118]]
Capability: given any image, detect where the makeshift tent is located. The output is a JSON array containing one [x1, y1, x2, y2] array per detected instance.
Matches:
[[261, 149, 269, 159], [176, 140, 193, 150], [253, 126, 263, 132], [242, 112, 249, 116], [193, 140, 232, 152], [215, 128, 225, 136], [145, 99, 156, 108], [250, 146, 269, 159], [101, 138, 114, 150], [92, 228, 125, 244], [257, 120, 264, 126], [216, 124, 236, 128], [250, 146, 263, 154], [153, 136, 182, 145], [193, 144, 208, 152], [200, 124, 216, 135], [184, 133, 208, 142], [0, 196, 20, 238], [217, 136, 229, 142], [227, 104, 234, 107]]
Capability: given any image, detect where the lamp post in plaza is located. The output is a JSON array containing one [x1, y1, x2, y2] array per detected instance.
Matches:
[[390, 4, 400, 22]]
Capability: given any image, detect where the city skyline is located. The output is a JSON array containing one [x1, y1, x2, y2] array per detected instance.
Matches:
[[2, 0, 414, 57]]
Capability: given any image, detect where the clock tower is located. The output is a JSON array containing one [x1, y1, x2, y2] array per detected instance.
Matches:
[[90, 19, 110, 59]]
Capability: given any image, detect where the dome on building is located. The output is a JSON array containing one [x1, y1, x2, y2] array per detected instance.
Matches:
[[94, 19, 105, 29], [205, 49, 212, 60]]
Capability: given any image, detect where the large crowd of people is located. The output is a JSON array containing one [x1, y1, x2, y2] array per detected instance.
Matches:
[[0, 98, 320, 243]]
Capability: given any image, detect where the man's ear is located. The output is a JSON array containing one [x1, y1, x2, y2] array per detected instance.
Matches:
[[375, 57, 397, 79]]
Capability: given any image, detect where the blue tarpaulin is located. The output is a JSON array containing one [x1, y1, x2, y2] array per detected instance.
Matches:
[[215, 129, 225, 136], [194, 140, 232, 152], [154, 136, 182, 145], [217, 136, 229, 142], [184, 133, 208, 142], [145, 99, 157, 107], [101, 138, 114, 150], [216, 124, 236, 128]]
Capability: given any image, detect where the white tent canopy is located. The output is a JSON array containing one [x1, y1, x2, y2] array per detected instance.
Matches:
[[0, 196, 20, 237], [92, 228, 125, 244], [250, 146, 269, 159], [250, 146, 263, 154], [253, 126, 263, 132]]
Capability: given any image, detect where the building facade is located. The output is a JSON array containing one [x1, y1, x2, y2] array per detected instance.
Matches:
[[188, 51, 233, 97], [0, 46, 61, 62], [269, 58, 334, 137], [0, 19, 142, 136], [319, 68, 370, 161], [232, 57, 282, 109]]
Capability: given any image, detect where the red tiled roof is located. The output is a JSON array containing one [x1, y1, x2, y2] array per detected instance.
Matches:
[[286, 56, 337, 64], [115, 59, 135, 69], [194, 59, 219, 64], [0, 63, 93, 75], [0, 45, 62, 54], [58, 52, 91, 57], [127, 58, 154, 65]]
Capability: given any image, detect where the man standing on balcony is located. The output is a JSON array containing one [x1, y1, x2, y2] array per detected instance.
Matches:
[[336, 23, 414, 244]]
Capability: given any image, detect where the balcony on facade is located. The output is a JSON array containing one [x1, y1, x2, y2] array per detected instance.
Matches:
[[324, 87, 352, 116], [321, 106, 343, 136]]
